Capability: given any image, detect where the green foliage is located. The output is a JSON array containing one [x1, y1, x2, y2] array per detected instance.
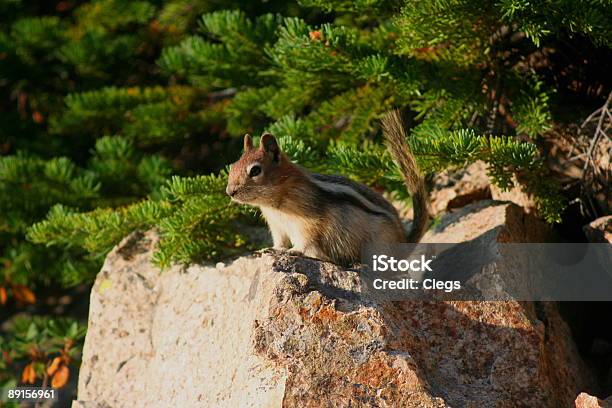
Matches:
[[395, 1, 495, 66], [497, 0, 612, 47], [0, 136, 171, 286], [7, 0, 590, 280], [299, 0, 391, 13], [0, 154, 98, 233], [28, 173, 258, 269], [158, 11, 283, 88], [1, 316, 86, 399], [513, 78, 552, 137], [1, 316, 85, 362]]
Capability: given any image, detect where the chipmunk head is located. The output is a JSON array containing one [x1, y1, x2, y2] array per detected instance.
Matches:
[[226, 133, 287, 206]]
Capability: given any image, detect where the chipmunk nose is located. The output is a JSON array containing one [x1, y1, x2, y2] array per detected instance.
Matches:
[[226, 185, 237, 197]]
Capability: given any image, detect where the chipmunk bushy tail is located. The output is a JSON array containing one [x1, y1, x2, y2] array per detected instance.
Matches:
[[381, 110, 429, 242]]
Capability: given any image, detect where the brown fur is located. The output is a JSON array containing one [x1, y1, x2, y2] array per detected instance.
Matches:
[[381, 110, 429, 242], [226, 116, 428, 266]]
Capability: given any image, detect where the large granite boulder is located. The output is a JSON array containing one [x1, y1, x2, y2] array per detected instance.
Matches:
[[73, 201, 597, 407]]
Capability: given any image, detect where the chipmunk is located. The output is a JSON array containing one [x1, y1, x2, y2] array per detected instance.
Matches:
[[225, 110, 428, 266]]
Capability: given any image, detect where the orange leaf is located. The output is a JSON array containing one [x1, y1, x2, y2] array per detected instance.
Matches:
[[47, 357, 62, 376], [414, 46, 434, 54], [64, 339, 74, 352], [0, 287, 6, 305], [51, 365, 69, 388], [20, 364, 29, 383], [32, 111, 44, 124], [56, 2, 73, 12], [2, 350, 12, 364], [12, 285, 36, 304], [21, 363, 37, 384], [28, 345, 43, 360], [150, 20, 161, 33], [309, 30, 322, 41]]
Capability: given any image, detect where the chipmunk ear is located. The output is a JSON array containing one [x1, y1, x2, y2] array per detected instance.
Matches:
[[243, 134, 254, 152], [260, 133, 280, 162]]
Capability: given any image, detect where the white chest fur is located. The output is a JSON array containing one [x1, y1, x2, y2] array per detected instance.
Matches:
[[259, 206, 308, 249]]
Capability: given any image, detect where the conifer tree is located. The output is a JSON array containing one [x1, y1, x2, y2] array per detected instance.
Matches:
[[30, 0, 612, 270]]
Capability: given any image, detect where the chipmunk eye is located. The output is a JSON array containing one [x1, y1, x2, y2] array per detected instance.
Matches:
[[248, 165, 261, 177]]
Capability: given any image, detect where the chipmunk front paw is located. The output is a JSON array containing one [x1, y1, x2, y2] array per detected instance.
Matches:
[[258, 247, 293, 256], [286, 248, 305, 257]]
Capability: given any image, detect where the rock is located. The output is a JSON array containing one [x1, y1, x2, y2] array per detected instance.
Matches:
[[75, 231, 287, 408], [394, 161, 490, 220], [73, 202, 593, 407], [71, 403, 106, 408], [429, 161, 491, 215], [422, 200, 553, 243], [583, 216, 612, 243], [575, 392, 612, 408], [490, 178, 537, 214]]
